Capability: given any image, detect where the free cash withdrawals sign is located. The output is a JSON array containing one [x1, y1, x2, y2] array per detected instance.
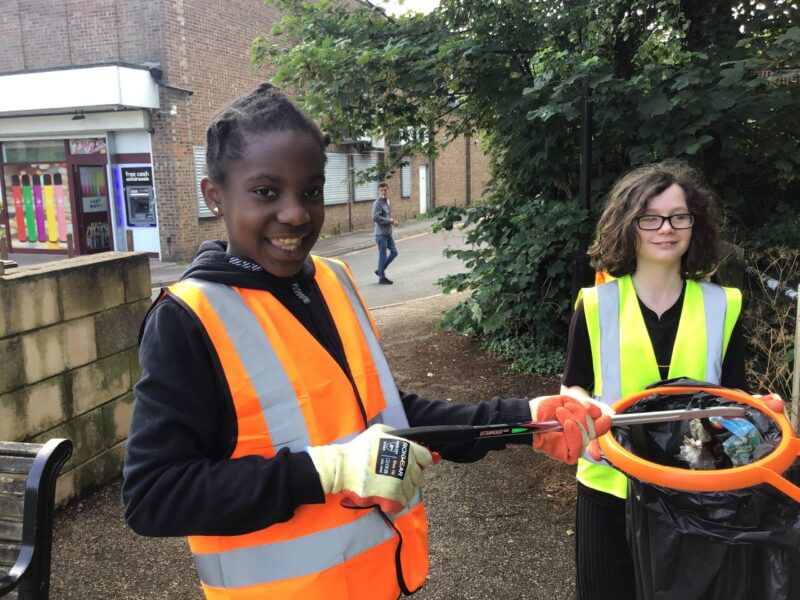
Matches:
[[121, 167, 153, 188]]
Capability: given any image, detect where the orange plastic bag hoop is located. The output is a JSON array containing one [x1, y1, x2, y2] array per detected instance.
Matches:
[[598, 386, 800, 502]]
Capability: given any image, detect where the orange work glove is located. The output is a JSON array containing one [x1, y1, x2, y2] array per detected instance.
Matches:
[[529, 395, 612, 465], [753, 392, 785, 413]]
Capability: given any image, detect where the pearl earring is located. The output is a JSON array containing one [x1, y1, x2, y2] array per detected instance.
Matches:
[[213, 207, 219, 214]]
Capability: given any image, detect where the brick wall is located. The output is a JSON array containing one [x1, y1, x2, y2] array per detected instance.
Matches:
[[0, 253, 151, 505], [149, 0, 490, 258], [382, 158, 420, 223], [0, 0, 163, 72], [322, 201, 377, 236], [319, 150, 434, 236], [431, 130, 492, 209], [469, 133, 492, 203], [433, 134, 467, 208], [153, 0, 286, 259], [159, 0, 371, 256]]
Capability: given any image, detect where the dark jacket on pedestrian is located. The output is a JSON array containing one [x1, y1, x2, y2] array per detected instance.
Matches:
[[372, 195, 393, 235], [122, 240, 533, 537]]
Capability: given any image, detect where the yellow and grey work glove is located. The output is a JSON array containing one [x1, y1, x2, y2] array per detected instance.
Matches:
[[306, 424, 434, 514]]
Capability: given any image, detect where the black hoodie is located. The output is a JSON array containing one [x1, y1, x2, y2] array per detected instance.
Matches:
[[122, 241, 532, 537]]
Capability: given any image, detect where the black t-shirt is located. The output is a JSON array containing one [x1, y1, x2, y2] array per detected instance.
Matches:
[[562, 282, 747, 393]]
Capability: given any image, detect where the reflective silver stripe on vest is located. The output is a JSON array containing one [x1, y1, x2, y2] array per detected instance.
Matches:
[[194, 509, 396, 588], [320, 258, 410, 429], [700, 282, 725, 383], [181, 279, 311, 452], [596, 281, 621, 405], [317, 259, 423, 513]]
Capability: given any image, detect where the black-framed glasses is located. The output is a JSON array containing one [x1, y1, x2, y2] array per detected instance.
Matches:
[[635, 213, 694, 230]]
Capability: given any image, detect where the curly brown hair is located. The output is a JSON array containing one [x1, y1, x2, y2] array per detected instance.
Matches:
[[587, 160, 721, 280]]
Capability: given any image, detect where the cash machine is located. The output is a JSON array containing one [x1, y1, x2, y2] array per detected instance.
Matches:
[[122, 167, 156, 227]]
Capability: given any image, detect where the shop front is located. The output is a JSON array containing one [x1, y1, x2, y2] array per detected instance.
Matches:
[[1, 138, 113, 254], [0, 64, 162, 258]]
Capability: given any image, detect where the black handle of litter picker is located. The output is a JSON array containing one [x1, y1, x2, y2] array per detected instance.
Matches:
[[391, 422, 562, 444]]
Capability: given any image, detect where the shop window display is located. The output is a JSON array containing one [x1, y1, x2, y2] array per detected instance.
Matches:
[[78, 165, 111, 251], [3, 164, 72, 251], [1, 138, 113, 254]]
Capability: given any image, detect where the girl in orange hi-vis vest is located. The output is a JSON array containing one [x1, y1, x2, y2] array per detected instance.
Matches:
[[122, 84, 610, 600]]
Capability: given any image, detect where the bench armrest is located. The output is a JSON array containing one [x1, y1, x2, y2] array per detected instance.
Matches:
[[0, 438, 73, 598]]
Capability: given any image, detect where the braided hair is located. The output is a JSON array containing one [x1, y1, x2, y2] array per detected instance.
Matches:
[[205, 83, 328, 184]]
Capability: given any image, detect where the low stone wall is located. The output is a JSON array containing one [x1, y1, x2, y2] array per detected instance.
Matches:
[[0, 252, 150, 505]]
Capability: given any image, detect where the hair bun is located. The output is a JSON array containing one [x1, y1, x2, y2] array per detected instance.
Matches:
[[255, 82, 276, 94]]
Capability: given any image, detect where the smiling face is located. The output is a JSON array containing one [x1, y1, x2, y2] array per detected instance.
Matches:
[[202, 129, 326, 277], [634, 183, 693, 270]]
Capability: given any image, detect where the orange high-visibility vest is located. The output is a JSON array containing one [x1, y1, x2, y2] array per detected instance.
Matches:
[[168, 256, 428, 600]]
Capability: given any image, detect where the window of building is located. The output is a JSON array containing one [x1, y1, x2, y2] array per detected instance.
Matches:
[[3, 140, 66, 163], [400, 161, 411, 198], [324, 152, 349, 205], [353, 153, 379, 201], [193, 146, 214, 219], [69, 138, 107, 155]]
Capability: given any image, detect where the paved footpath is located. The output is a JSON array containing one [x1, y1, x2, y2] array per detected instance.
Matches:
[[147, 217, 436, 289]]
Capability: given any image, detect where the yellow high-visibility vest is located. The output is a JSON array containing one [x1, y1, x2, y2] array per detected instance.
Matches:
[[576, 274, 741, 498]]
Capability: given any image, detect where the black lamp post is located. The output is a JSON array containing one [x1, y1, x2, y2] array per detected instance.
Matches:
[[571, 76, 594, 305]]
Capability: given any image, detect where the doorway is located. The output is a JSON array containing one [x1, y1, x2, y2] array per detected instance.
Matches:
[[73, 164, 112, 253], [418, 165, 428, 215]]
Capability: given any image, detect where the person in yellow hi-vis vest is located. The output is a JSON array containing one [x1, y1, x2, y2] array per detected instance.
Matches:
[[557, 161, 784, 600], [122, 84, 610, 600]]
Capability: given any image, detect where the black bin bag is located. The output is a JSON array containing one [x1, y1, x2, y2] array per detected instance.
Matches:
[[612, 379, 800, 600]]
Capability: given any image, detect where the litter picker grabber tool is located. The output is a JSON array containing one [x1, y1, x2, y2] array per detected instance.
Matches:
[[391, 406, 745, 445]]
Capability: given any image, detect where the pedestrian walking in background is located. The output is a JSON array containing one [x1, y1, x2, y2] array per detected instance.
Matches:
[[122, 83, 610, 600], [372, 181, 398, 284]]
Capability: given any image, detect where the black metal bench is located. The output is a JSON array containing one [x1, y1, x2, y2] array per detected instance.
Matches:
[[0, 440, 72, 600]]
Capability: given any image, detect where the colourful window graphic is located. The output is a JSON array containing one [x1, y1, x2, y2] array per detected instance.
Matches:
[[69, 138, 107, 155]]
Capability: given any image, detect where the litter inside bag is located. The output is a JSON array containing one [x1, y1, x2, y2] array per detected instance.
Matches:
[[614, 385, 782, 470], [675, 418, 716, 469], [612, 381, 800, 600]]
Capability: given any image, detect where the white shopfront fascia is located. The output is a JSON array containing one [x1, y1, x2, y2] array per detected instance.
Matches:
[[0, 64, 162, 256], [0, 64, 160, 118]]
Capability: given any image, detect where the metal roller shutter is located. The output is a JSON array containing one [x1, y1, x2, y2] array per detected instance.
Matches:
[[194, 146, 214, 218], [324, 152, 349, 205], [353, 153, 379, 201], [400, 162, 411, 198]]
